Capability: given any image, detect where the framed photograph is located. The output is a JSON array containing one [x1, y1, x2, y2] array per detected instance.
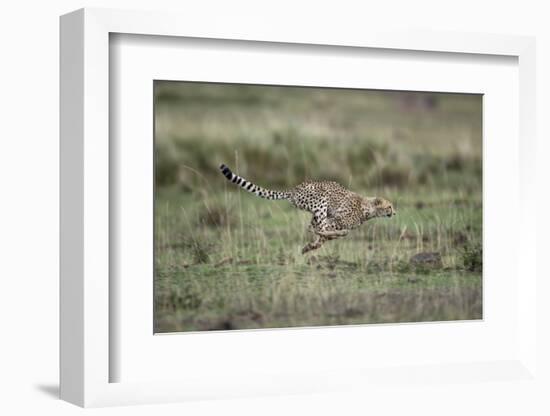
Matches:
[[152, 81, 483, 334], [60, 8, 538, 407]]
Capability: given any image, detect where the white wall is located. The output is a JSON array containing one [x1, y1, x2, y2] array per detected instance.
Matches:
[[1, 1, 548, 415]]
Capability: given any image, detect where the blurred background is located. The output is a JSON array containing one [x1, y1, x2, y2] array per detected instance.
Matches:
[[154, 81, 482, 333], [155, 82, 481, 193]]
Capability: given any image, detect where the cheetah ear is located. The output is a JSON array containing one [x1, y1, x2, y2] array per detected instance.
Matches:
[[373, 197, 383, 206]]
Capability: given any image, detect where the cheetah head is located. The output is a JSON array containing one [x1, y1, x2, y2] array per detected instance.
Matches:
[[362, 197, 396, 220]]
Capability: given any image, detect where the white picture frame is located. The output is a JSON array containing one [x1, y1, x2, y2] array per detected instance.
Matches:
[[60, 8, 538, 408]]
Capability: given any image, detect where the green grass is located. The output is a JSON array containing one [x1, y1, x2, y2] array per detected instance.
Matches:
[[153, 82, 482, 332], [154, 187, 482, 332]]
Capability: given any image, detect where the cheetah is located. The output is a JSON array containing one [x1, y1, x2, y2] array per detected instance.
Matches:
[[219, 164, 396, 253]]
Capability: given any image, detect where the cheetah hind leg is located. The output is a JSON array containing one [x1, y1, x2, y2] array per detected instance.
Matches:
[[302, 215, 347, 253], [301, 230, 347, 254], [303, 216, 327, 253], [301, 234, 327, 254]]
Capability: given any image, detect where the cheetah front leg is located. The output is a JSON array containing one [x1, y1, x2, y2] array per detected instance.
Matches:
[[316, 228, 349, 238], [315, 216, 349, 239], [307, 220, 347, 237]]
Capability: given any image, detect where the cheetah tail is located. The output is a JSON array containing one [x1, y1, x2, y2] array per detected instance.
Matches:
[[219, 164, 290, 200]]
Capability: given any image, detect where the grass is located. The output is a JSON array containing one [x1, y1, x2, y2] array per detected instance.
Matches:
[[154, 186, 482, 332], [153, 82, 482, 333]]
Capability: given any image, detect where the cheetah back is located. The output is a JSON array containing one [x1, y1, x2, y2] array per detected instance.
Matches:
[[289, 181, 363, 228]]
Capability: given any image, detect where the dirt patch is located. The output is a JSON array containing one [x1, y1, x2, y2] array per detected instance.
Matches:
[[410, 252, 443, 269]]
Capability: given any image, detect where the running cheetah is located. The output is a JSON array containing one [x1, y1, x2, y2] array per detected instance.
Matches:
[[219, 164, 396, 253]]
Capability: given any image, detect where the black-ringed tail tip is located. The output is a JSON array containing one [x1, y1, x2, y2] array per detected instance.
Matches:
[[220, 164, 232, 179]]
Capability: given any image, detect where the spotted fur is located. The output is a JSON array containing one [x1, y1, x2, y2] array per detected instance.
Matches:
[[219, 164, 396, 253]]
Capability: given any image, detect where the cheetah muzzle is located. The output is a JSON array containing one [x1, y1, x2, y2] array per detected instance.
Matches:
[[219, 164, 396, 253]]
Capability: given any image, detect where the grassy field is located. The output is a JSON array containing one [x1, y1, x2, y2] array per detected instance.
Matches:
[[154, 82, 482, 333]]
